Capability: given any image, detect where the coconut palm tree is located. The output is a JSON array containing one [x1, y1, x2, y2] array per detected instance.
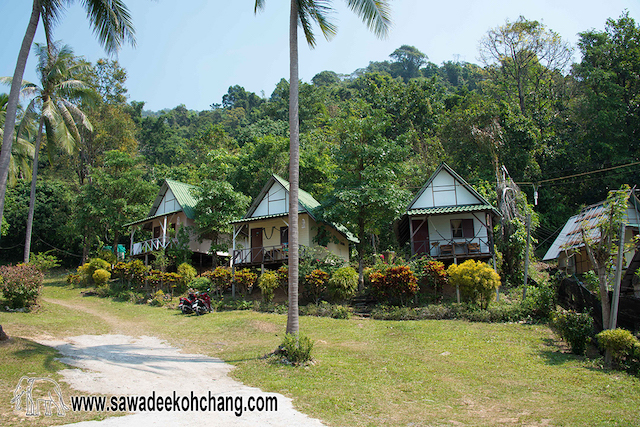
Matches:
[[0, 93, 35, 187], [1, 42, 98, 263], [0, 0, 135, 242], [254, 0, 391, 335]]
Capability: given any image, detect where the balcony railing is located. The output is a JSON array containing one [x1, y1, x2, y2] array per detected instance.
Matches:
[[413, 237, 492, 259], [232, 244, 306, 266], [131, 237, 178, 256]]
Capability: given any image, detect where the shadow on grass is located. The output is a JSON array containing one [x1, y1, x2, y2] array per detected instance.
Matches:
[[538, 337, 588, 366], [7, 337, 63, 372]]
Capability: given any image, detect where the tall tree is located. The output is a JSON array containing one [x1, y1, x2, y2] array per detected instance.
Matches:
[[254, 0, 391, 335], [389, 45, 427, 82], [79, 150, 156, 258], [0, 0, 135, 244], [2, 43, 97, 263], [478, 16, 572, 115], [572, 11, 640, 167], [192, 150, 250, 267], [321, 102, 411, 289]]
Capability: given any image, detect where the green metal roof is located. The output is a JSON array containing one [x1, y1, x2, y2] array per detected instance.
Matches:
[[164, 179, 199, 220], [407, 205, 497, 216], [272, 174, 320, 213], [230, 213, 288, 224], [236, 174, 358, 243]]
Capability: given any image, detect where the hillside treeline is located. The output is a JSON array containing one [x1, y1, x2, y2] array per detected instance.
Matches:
[[1, 13, 638, 274]]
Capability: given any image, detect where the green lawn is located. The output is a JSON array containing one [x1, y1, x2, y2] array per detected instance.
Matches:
[[1, 275, 639, 426]]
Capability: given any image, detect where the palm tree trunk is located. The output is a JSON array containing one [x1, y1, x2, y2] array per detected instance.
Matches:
[[0, 1, 40, 240], [24, 116, 45, 263], [286, 0, 300, 336]]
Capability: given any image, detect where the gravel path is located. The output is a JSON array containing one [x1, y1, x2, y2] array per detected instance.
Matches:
[[35, 300, 325, 426]]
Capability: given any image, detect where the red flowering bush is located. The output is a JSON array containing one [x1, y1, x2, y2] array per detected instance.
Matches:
[[0, 263, 44, 309], [369, 265, 418, 306], [305, 269, 330, 303], [234, 268, 257, 296], [202, 267, 232, 294], [421, 260, 448, 294]]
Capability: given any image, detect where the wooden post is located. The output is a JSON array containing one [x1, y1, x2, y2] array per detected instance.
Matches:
[[162, 216, 167, 248], [523, 213, 531, 300], [610, 222, 626, 330]]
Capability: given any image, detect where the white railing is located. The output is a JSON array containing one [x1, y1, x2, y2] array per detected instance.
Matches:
[[131, 237, 178, 256]]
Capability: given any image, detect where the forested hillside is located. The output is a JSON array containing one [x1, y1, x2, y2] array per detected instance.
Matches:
[[1, 13, 638, 271]]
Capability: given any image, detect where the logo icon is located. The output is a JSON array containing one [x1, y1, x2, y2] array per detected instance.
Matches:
[[11, 376, 69, 417]]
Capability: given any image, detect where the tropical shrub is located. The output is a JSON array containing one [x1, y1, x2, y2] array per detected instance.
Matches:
[[202, 267, 232, 295], [277, 265, 288, 295], [92, 268, 111, 286], [596, 328, 640, 367], [189, 277, 212, 292], [257, 271, 279, 303], [304, 269, 330, 303], [447, 260, 500, 309], [28, 251, 61, 272], [328, 266, 358, 302], [420, 259, 448, 294], [520, 282, 555, 320], [300, 301, 351, 319], [234, 268, 257, 296], [69, 257, 112, 287], [0, 263, 44, 309], [552, 309, 594, 355], [369, 265, 419, 306], [97, 249, 117, 265], [277, 333, 314, 365], [177, 263, 197, 293]]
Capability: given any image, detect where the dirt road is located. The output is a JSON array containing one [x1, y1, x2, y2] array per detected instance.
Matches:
[[36, 299, 325, 426]]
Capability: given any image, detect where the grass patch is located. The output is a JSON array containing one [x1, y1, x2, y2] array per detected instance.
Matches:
[[1, 275, 640, 426], [0, 338, 115, 426]]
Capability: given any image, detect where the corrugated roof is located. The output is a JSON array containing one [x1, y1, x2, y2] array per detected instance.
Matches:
[[408, 205, 496, 216], [165, 179, 199, 220], [230, 213, 288, 224], [543, 195, 640, 261], [272, 174, 320, 213]]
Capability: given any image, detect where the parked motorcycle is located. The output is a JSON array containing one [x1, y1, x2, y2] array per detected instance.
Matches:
[[179, 292, 197, 314], [179, 291, 212, 315], [193, 291, 212, 315]]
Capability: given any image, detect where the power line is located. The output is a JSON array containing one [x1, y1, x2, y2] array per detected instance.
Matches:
[[516, 161, 640, 186]]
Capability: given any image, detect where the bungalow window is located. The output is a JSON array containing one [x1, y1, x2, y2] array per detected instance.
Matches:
[[451, 219, 474, 239], [280, 227, 289, 246]]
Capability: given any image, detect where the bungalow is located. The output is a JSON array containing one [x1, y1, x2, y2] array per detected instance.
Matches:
[[230, 174, 357, 269], [397, 162, 500, 264], [543, 194, 640, 276], [125, 179, 226, 270]]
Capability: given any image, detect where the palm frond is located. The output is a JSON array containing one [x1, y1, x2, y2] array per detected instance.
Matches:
[[82, 0, 136, 55], [55, 100, 82, 153], [254, 0, 266, 13], [61, 98, 93, 133], [344, 0, 391, 39]]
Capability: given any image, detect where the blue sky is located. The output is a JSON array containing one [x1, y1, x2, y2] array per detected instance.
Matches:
[[1, 0, 639, 112]]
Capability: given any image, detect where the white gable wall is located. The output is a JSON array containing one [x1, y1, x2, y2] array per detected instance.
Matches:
[[156, 188, 181, 215], [411, 170, 482, 209], [252, 181, 289, 217]]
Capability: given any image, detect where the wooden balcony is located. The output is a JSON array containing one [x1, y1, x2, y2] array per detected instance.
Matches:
[[413, 238, 492, 261], [233, 244, 307, 267], [131, 237, 178, 256]]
